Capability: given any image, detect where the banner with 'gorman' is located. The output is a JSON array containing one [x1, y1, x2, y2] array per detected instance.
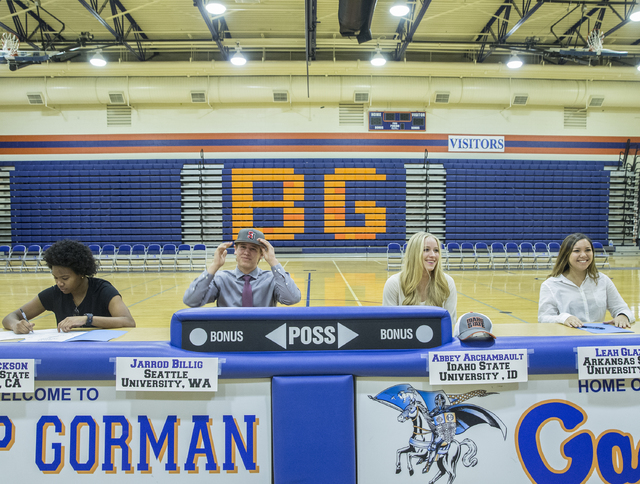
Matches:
[[0, 380, 270, 481]]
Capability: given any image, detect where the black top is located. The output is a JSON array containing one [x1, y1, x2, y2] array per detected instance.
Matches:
[[38, 277, 121, 324]]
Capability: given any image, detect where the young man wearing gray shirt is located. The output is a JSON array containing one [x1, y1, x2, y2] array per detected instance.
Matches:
[[183, 228, 301, 308]]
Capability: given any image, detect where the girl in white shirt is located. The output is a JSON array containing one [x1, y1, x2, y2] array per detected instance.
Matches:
[[382, 232, 457, 325], [538, 233, 634, 328]]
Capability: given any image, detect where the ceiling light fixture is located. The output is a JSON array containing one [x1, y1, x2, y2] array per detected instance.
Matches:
[[371, 45, 386, 66], [230, 42, 246, 66], [89, 51, 107, 67], [389, 3, 410, 17], [507, 53, 523, 69], [206, 1, 226, 15]]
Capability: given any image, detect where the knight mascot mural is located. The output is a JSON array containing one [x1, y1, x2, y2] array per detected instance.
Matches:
[[369, 384, 507, 483]]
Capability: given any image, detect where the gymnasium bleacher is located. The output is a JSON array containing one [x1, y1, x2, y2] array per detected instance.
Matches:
[[0, 156, 634, 270], [9, 160, 183, 246], [442, 159, 609, 244]]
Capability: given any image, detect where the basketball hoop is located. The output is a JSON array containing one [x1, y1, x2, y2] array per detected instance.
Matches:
[[587, 29, 604, 54], [1, 32, 20, 57]]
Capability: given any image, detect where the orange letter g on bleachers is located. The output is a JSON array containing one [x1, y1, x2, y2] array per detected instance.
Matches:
[[231, 169, 304, 240], [324, 168, 387, 240]]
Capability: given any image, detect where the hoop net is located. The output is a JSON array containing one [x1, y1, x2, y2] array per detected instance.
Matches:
[[1, 32, 20, 57], [587, 29, 604, 53]]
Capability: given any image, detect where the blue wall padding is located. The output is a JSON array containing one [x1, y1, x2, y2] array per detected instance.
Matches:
[[2, 333, 640, 380], [272, 375, 355, 484]]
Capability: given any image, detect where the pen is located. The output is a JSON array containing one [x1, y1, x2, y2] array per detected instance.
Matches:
[[19, 308, 33, 333], [582, 324, 605, 330]]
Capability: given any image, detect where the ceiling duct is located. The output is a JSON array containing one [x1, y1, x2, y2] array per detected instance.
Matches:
[[434, 92, 450, 104], [191, 91, 207, 103], [273, 90, 289, 102], [512, 94, 529, 106], [588, 95, 605, 107], [353, 91, 369, 103], [338, 0, 378, 44], [108, 92, 126, 105], [26, 92, 44, 105], [1, 76, 639, 109]]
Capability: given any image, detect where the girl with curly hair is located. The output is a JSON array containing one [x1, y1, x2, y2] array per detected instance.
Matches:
[[2, 239, 135, 334]]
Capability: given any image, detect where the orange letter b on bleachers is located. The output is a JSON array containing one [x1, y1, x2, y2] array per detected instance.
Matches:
[[231, 169, 304, 240]]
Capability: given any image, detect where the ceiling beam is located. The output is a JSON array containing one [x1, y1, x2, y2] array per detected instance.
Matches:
[[305, 0, 317, 61], [109, 0, 147, 61], [499, 0, 545, 43], [77, 0, 147, 61], [476, 0, 512, 63], [394, 0, 434, 61], [553, 6, 602, 46], [194, 0, 229, 60]]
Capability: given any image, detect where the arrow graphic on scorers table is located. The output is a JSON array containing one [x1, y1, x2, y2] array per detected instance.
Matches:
[[265, 323, 359, 349]]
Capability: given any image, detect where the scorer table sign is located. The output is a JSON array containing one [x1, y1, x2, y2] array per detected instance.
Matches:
[[428, 349, 528, 385], [116, 357, 218, 392]]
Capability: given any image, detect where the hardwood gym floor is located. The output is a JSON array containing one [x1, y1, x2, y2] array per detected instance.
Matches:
[[2, 255, 640, 335]]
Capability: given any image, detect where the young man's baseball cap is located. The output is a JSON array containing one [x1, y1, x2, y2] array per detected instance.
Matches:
[[456, 312, 496, 341], [235, 228, 264, 245]]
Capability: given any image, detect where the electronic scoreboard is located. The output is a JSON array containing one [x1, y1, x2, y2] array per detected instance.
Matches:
[[368, 111, 425, 131]]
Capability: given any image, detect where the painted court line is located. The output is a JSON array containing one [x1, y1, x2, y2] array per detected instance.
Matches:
[[456, 290, 533, 324], [454, 273, 539, 304], [332, 260, 362, 306], [128, 285, 180, 307]]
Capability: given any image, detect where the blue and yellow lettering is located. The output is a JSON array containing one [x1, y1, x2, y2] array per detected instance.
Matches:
[[516, 400, 595, 483], [70, 416, 98, 473], [137, 415, 179, 473], [184, 416, 219, 473], [223, 415, 259, 473], [596, 432, 640, 483], [0, 416, 15, 450], [102, 416, 132, 473], [36, 416, 65, 474]]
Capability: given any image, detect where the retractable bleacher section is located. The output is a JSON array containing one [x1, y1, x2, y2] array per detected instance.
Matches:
[[441, 159, 610, 245], [10, 160, 183, 246], [209, 159, 406, 254], [0, 157, 624, 266]]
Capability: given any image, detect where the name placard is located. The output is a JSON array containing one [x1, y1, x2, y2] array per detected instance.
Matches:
[[577, 346, 640, 380], [116, 357, 218, 392], [181, 317, 444, 352], [429, 350, 528, 385], [0, 359, 34, 393]]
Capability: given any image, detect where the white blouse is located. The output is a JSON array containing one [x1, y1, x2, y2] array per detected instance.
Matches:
[[382, 272, 457, 326], [538, 273, 635, 324]]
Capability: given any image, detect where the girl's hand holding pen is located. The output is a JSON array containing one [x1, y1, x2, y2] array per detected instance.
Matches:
[[17, 308, 35, 334]]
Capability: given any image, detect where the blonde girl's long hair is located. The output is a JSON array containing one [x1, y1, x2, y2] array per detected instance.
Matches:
[[548, 233, 598, 282], [400, 232, 450, 306]]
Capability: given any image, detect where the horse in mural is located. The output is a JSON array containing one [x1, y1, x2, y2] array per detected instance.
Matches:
[[370, 384, 507, 484], [394, 390, 478, 483]]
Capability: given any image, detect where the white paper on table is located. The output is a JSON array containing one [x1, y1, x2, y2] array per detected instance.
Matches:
[[0, 331, 26, 341], [18, 329, 87, 342]]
